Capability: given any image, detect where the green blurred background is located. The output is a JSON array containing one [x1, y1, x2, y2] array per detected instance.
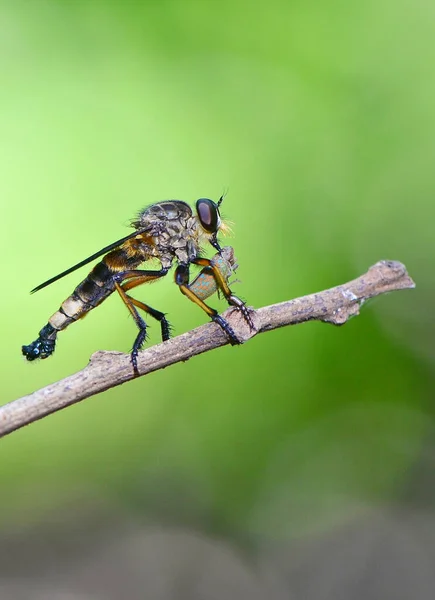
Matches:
[[1, 0, 434, 596]]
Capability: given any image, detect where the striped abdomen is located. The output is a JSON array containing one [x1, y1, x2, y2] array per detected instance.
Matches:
[[22, 246, 144, 361], [48, 261, 117, 332]]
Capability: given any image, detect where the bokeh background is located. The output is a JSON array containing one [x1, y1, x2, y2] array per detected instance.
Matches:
[[1, 1, 434, 598]]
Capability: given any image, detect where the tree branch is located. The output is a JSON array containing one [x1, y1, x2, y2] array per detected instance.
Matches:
[[1, 260, 415, 438]]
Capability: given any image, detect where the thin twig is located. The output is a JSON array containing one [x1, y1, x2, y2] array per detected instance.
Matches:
[[1, 260, 415, 438]]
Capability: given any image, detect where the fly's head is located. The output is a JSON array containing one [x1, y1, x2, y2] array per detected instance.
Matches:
[[195, 195, 231, 252], [132, 197, 231, 264]]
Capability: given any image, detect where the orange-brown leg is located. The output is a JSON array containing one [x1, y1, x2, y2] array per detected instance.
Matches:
[[191, 257, 254, 329], [121, 275, 162, 292], [128, 295, 171, 342], [114, 281, 170, 375], [116, 267, 168, 288], [114, 282, 146, 375], [174, 264, 240, 345], [119, 271, 172, 341]]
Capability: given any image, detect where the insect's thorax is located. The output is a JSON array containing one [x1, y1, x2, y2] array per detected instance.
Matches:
[[134, 200, 204, 267]]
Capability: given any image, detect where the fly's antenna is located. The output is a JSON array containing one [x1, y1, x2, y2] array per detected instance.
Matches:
[[217, 188, 233, 238], [218, 188, 229, 208]]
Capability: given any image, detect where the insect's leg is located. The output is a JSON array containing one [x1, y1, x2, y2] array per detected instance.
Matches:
[[118, 270, 172, 342], [126, 295, 172, 342], [210, 234, 222, 253], [191, 258, 254, 329], [188, 247, 236, 302], [174, 264, 240, 345], [114, 282, 147, 376], [115, 267, 169, 284]]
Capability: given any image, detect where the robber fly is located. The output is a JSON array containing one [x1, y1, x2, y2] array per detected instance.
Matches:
[[22, 198, 253, 374]]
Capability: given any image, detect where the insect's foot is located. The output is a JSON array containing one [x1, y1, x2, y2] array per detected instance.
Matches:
[[130, 351, 140, 377], [161, 317, 173, 342], [212, 314, 241, 345], [229, 295, 255, 330], [240, 304, 255, 329], [131, 328, 148, 376]]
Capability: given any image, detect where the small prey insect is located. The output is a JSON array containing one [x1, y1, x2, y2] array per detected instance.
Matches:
[[22, 198, 253, 375], [188, 246, 238, 301]]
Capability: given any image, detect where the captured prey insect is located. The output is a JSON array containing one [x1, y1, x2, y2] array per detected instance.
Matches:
[[22, 198, 253, 374], [188, 246, 238, 301]]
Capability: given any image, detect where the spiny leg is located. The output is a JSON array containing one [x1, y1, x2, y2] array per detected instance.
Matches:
[[191, 257, 254, 329], [120, 273, 172, 342], [114, 282, 148, 376], [126, 295, 172, 342], [174, 264, 240, 345], [115, 267, 169, 285]]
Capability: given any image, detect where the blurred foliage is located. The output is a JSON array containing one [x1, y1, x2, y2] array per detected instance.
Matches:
[[0, 0, 433, 540]]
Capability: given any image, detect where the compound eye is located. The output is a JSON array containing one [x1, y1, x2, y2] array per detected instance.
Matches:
[[196, 198, 221, 233]]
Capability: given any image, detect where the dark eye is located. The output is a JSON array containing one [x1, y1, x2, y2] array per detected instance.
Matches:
[[196, 198, 221, 233]]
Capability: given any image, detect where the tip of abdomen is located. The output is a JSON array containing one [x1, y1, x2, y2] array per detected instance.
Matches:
[[22, 324, 57, 361], [22, 338, 55, 360]]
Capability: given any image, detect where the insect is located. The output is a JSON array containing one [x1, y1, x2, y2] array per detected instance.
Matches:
[[22, 198, 253, 374], [188, 245, 238, 301]]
